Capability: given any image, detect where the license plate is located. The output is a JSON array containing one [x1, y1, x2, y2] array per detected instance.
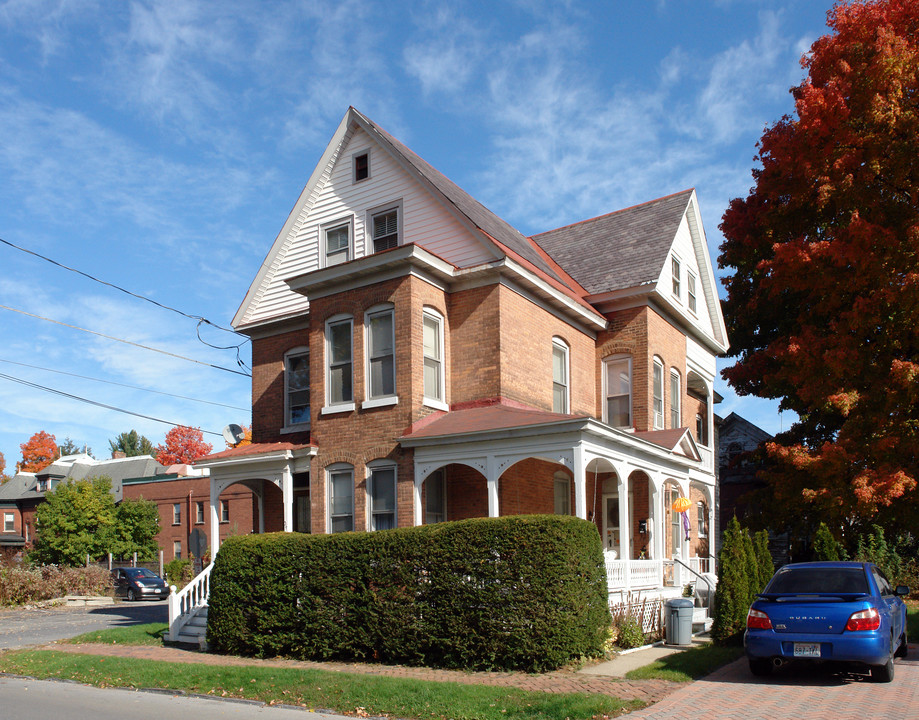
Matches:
[[794, 643, 821, 658]]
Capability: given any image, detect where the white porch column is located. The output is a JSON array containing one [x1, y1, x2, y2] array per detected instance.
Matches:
[[413, 474, 423, 527], [209, 479, 220, 555], [617, 471, 631, 563], [649, 477, 661, 560], [281, 467, 294, 532], [573, 444, 587, 519], [486, 455, 499, 518]]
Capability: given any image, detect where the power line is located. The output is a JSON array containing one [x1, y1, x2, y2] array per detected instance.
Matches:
[[0, 371, 223, 437], [0, 357, 249, 412], [0, 236, 245, 337], [0, 303, 251, 377]]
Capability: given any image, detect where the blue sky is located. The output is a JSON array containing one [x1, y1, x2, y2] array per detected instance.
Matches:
[[0, 0, 829, 471]]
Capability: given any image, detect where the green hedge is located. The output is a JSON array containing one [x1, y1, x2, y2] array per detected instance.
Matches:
[[207, 515, 610, 672]]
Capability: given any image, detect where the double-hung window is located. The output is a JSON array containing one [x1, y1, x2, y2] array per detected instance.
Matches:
[[553, 473, 571, 515], [326, 317, 353, 408], [173, 541, 182, 559], [422, 310, 445, 407], [220, 500, 229, 523], [366, 307, 395, 401], [424, 469, 446, 524], [671, 256, 681, 298], [604, 355, 632, 428], [195, 502, 204, 524], [3, 513, 14, 533], [687, 273, 697, 313], [368, 464, 396, 531], [285, 349, 310, 426], [323, 220, 351, 267], [552, 338, 569, 413], [371, 207, 399, 253], [698, 502, 707, 537], [670, 370, 681, 428], [172, 503, 181, 525], [328, 465, 354, 533], [652, 358, 665, 429]]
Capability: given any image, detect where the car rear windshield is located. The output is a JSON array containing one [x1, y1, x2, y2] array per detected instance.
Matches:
[[765, 567, 868, 594]]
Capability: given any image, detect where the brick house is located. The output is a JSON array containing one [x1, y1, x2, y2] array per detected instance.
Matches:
[[195, 107, 728, 601]]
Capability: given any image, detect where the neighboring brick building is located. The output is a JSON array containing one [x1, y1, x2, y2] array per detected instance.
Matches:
[[196, 107, 729, 597]]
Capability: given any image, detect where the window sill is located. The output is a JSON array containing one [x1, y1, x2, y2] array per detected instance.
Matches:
[[281, 423, 310, 434], [321, 403, 356, 415], [361, 396, 398, 410], [423, 398, 449, 412]]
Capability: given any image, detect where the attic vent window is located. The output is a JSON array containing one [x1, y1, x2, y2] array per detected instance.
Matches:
[[354, 152, 369, 182], [372, 208, 399, 253]]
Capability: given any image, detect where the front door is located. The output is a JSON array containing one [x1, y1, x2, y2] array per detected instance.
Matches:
[[602, 492, 634, 558]]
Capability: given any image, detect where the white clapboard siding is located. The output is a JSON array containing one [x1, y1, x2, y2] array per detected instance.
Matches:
[[240, 126, 495, 328]]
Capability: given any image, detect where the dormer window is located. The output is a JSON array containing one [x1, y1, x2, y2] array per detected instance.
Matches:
[[371, 207, 399, 253], [353, 151, 369, 182]]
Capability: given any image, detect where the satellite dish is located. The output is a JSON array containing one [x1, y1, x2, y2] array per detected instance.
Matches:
[[222, 424, 245, 446]]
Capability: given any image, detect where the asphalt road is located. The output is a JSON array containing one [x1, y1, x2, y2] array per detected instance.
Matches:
[[0, 676, 353, 719], [0, 600, 168, 649]]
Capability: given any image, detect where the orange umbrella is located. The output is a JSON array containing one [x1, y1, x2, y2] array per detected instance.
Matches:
[[671, 496, 692, 513]]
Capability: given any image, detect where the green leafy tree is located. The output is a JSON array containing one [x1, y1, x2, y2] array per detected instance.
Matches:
[[30, 477, 118, 565], [854, 525, 901, 582], [718, 0, 919, 537], [112, 498, 160, 561], [712, 517, 752, 645], [753, 530, 775, 593], [813, 522, 846, 561], [58, 437, 93, 458], [108, 430, 155, 458]]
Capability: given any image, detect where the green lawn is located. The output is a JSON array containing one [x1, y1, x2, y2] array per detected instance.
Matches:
[[623, 643, 743, 683], [907, 600, 918, 640], [0, 650, 641, 720], [64, 623, 168, 646]]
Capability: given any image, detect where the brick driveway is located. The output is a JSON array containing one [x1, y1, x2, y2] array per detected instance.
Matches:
[[626, 645, 918, 719]]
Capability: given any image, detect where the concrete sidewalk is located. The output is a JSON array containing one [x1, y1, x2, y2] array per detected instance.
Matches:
[[580, 636, 711, 678]]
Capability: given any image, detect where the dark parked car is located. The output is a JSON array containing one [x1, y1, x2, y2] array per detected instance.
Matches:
[[745, 561, 909, 682], [111, 567, 170, 602]]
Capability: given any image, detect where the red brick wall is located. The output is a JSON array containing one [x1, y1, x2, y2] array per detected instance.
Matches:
[[252, 325, 311, 444], [123, 476, 256, 561], [448, 285, 500, 405]]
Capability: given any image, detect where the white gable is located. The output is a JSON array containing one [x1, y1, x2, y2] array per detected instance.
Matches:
[[234, 119, 495, 331], [652, 194, 728, 353]]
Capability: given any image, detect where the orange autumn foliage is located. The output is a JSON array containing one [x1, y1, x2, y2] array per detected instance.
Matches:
[[19, 431, 58, 473]]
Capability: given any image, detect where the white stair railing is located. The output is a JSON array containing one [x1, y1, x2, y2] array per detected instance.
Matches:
[[167, 562, 214, 642]]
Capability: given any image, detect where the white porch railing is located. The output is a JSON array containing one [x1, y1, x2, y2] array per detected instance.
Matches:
[[166, 562, 213, 643], [604, 557, 663, 593], [689, 555, 714, 575]]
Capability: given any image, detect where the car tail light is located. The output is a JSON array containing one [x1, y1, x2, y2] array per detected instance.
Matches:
[[846, 607, 881, 631], [746, 608, 772, 630]]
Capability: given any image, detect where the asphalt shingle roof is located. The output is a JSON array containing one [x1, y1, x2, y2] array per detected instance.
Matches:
[[531, 189, 694, 296]]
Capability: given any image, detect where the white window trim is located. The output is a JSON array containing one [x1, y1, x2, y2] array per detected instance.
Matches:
[[602, 354, 633, 429], [698, 501, 708, 538], [366, 199, 402, 255], [220, 500, 229, 524], [364, 304, 397, 404], [3, 512, 14, 533], [173, 541, 182, 559], [652, 357, 665, 430], [687, 272, 697, 314], [422, 308, 447, 410], [671, 255, 681, 299], [321, 216, 353, 268], [670, 369, 681, 429], [327, 463, 355, 534], [195, 501, 204, 525], [367, 461, 397, 532], [352, 147, 371, 183], [283, 346, 311, 431], [172, 503, 181, 526], [552, 337, 570, 414], [324, 314, 354, 413]]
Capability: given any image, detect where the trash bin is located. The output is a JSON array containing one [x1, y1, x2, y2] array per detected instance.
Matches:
[[666, 598, 694, 646]]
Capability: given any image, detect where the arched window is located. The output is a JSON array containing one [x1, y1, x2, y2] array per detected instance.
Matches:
[[670, 369, 681, 429], [364, 304, 396, 404], [284, 346, 310, 427], [367, 460, 397, 531], [422, 308, 446, 409], [327, 463, 354, 533], [652, 357, 665, 429], [552, 338, 569, 413], [603, 355, 632, 428]]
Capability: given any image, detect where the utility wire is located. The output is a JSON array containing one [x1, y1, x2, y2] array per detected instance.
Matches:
[[0, 303, 251, 377], [0, 236, 245, 337], [0, 358, 249, 412], [0, 371, 223, 437]]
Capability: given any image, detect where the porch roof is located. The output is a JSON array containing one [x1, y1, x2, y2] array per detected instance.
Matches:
[[195, 441, 316, 464], [400, 404, 582, 441], [634, 428, 702, 461]]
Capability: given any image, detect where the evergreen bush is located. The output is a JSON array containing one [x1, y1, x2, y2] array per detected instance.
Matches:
[[206, 515, 611, 672], [812, 522, 846, 561], [711, 517, 751, 645], [753, 530, 774, 593]]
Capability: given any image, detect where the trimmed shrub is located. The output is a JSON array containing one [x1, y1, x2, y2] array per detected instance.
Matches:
[[207, 515, 611, 672], [712, 517, 751, 645], [0, 564, 111, 606]]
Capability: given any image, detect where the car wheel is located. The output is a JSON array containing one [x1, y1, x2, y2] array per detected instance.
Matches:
[[748, 657, 772, 677], [870, 655, 895, 683], [126, 589, 137, 602], [895, 630, 908, 659]]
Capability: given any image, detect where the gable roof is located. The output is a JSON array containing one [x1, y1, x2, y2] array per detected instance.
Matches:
[[531, 189, 694, 296]]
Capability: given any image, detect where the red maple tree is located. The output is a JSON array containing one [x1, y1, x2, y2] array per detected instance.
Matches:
[[718, 0, 919, 541], [155, 426, 213, 466], [19, 431, 59, 473]]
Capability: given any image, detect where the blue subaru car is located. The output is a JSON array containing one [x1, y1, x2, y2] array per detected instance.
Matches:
[[744, 561, 909, 682]]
